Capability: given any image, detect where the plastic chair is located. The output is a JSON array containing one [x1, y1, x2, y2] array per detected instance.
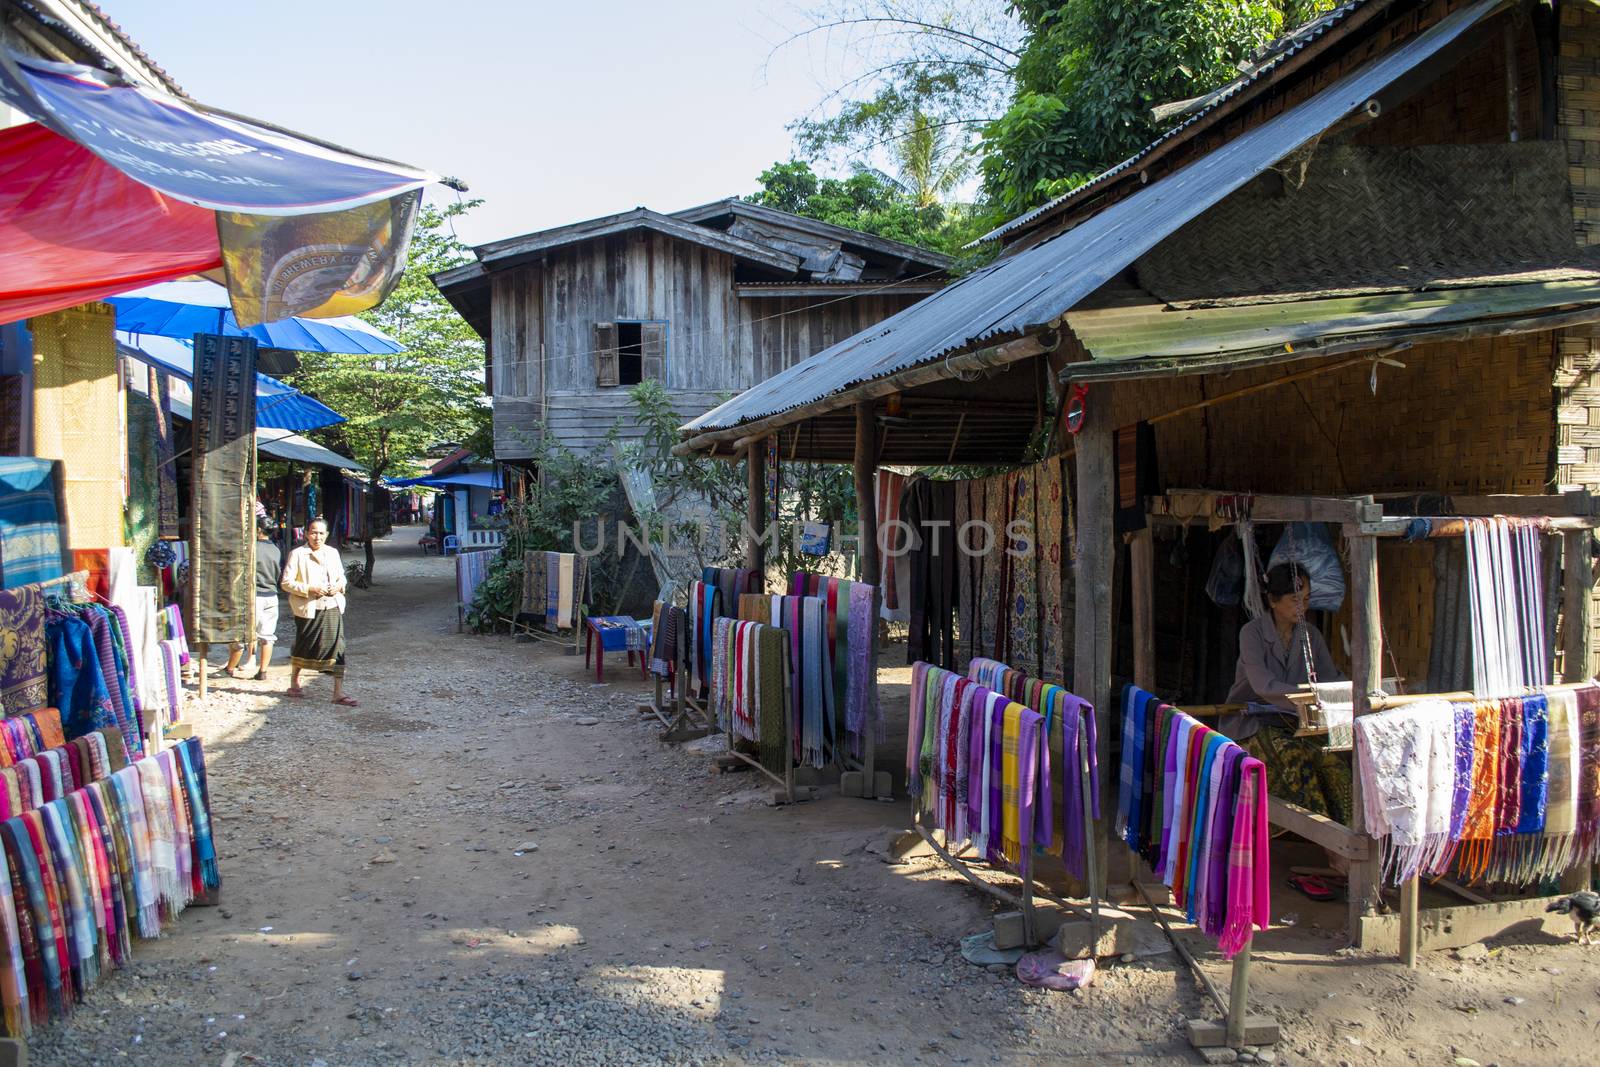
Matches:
[[442, 535, 460, 557]]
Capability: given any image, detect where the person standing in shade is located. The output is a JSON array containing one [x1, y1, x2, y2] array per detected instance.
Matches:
[[281, 517, 357, 706], [227, 517, 282, 680]]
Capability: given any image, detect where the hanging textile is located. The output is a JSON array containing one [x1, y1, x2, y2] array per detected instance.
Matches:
[[1115, 685, 1269, 958], [148, 366, 179, 542], [968, 656, 1100, 877], [0, 585, 48, 716], [710, 617, 792, 776], [647, 602, 685, 679], [455, 549, 493, 614], [0, 459, 67, 592], [1353, 684, 1600, 886], [903, 478, 958, 668], [124, 388, 162, 588], [29, 305, 125, 553], [789, 571, 879, 759], [874, 470, 908, 619], [188, 334, 257, 647], [909, 660, 1045, 869], [1464, 517, 1547, 694]]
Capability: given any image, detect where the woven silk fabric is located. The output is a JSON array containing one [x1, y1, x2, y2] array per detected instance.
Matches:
[[1351, 688, 1598, 886], [0, 737, 219, 1037], [28, 306, 125, 554], [1119, 686, 1266, 956], [0, 460, 67, 592], [149, 366, 179, 541], [0, 585, 47, 716], [188, 334, 257, 646]]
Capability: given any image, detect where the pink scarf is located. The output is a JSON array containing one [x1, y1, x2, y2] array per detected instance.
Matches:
[[1219, 756, 1269, 959]]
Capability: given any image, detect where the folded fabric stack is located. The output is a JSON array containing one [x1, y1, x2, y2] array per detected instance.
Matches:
[[709, 618, 791, 775], [788, 572, 878, 759], [1, 726, 126, 819], [1354, 684, 1600, 886], [1116, 685, 1270, 959], [0, 710, 65, 765], [908, 661, 1047, 869], [968, 657, 1100, 878], [0, 735, 219, 1037]]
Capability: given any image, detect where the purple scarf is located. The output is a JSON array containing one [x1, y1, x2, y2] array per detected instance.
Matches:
[[1018, 708, 1043, 855], [1201, 748, 1243, 937], [965, 688, 991, 835], [986, 695, 1005, 863]]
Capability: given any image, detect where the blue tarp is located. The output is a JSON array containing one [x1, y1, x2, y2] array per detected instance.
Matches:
[[118, 334, 345, 433], [108, 281, 403, 355], [388, 471, 501, 490]]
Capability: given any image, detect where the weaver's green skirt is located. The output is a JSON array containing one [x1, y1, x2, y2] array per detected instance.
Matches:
[[290, 609, 345, 676], [1241, 719, 1352, 825]]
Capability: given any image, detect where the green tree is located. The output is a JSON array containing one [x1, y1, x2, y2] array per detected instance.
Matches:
[[292, 199, 489, 582], [891, 108, 974, 209], [747, 159, 987, 256], [982, 0, 1338, 216]]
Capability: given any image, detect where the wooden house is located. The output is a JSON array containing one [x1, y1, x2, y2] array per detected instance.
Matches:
[[679, 0, 1600, 955], [432, 200, 951, 462]]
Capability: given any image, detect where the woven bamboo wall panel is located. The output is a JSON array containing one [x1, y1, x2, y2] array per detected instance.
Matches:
[[1111, 331, 1554, 498], [1349, 14, 1537, 150], [1562, 1, 1600, 248]]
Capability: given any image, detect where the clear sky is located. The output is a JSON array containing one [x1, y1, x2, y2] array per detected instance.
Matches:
[[107, 0, 832, 247]]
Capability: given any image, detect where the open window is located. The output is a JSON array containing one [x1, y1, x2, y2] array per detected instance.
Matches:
[[617, 322, 643, 386], [594, 321, 666, 388]]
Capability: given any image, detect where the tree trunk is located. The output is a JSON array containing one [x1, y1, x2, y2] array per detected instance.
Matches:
[[366, 471, 381, 584]]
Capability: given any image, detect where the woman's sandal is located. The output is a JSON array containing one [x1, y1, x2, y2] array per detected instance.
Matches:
[[284, 687, 305, 699], [332, 695, 359, 707]]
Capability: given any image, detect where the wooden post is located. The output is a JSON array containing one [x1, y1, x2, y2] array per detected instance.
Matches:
[[198, 652, 208, 701], [1563, 528, 1593, 682], [854, 402, 881, 589], [1345, 526, 1382, 944], [745, 440, 767, 577], [853, 400, 881, 797], [1130, 528, 1155, 690], [1226, 942, 1252, 1048], [1400, 875, 1420, 969], [1074, 386, 1115, 904]]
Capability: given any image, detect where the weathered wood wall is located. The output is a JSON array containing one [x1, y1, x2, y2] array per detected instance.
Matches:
[[490, 231, 919, 457], [1557, 0, 1600, 677]]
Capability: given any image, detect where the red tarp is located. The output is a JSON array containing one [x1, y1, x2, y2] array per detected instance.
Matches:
[[0, 122, 221, 326]]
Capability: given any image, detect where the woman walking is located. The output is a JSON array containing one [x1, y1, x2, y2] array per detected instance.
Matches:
[[281, 517, 357, 706]]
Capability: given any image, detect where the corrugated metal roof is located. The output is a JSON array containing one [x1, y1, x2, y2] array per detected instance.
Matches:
[[681, 0, 1502, 439], [973, 1, 1372, 247], [257, 429, 366, 471], [1065, 279, 1600, 363]]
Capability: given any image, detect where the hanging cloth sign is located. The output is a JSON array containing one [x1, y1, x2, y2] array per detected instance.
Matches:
[[0, 52, 438, 326]]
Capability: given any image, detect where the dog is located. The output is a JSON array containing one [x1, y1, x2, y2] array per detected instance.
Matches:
[[1546, 891, 1600, 946]]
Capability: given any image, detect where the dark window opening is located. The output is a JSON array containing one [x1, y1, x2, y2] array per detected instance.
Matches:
[[617, 322, 643, 386]]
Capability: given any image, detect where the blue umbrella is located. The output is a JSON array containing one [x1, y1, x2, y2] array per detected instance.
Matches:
[[117, 334, 346, 433], [107, 280, 403, 355]]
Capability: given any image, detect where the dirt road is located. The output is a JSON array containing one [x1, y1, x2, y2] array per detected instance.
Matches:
[[29, 529, 1598, 1066]]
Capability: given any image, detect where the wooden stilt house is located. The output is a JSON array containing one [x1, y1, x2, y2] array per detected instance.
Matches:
[[677, 0, 1600, 951]]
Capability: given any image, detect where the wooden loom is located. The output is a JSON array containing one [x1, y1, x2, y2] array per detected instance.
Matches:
[[1139, 488, 1600, 972]]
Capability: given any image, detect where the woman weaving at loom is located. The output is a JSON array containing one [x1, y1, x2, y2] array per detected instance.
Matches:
[[1225, 562, 1353, 840]]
